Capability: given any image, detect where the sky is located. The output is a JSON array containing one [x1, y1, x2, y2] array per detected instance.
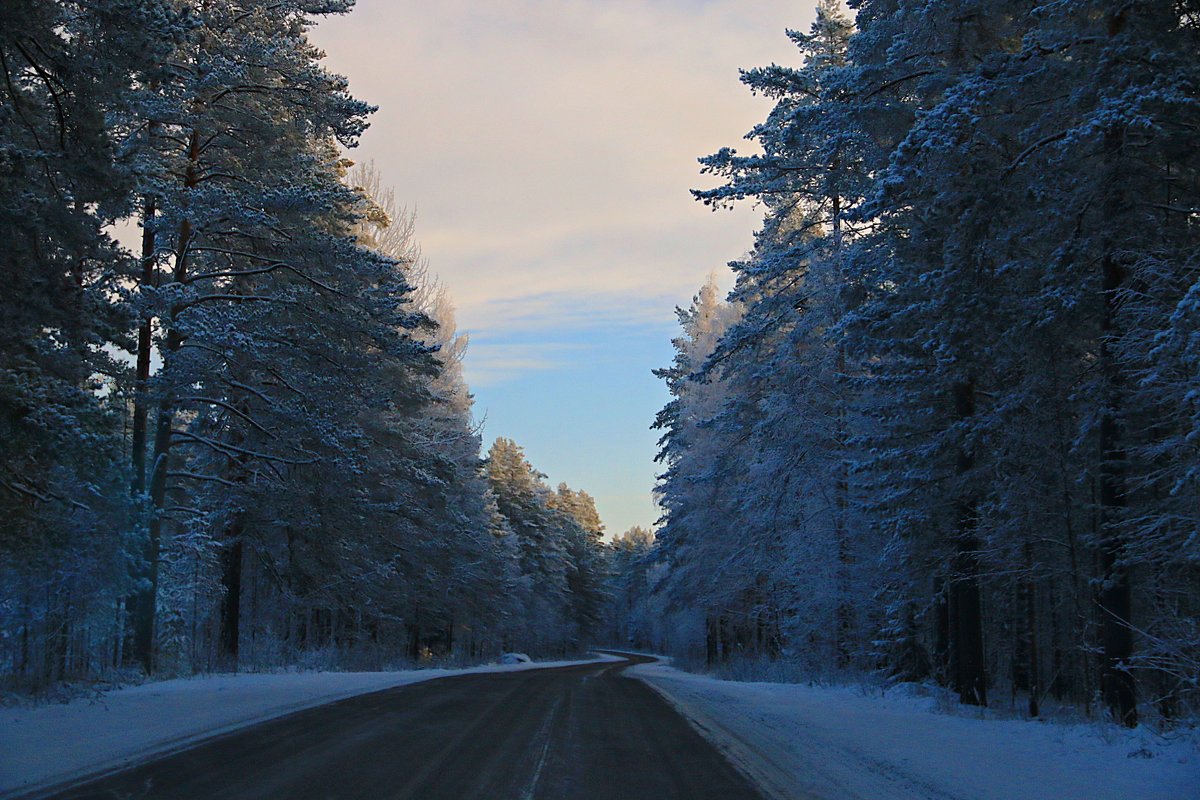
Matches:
[[311, 0, 816, 537]]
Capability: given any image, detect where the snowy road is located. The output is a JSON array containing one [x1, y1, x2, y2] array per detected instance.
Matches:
[[34, 654, 764, 800]]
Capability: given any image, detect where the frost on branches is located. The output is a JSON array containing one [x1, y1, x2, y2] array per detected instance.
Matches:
[[648, 0, 1200, 729], [0, 0, 609, 691]]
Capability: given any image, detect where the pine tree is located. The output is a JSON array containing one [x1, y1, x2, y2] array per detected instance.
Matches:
[[652, 278, 752, 662], [655, 0, 1200, 724], [347, 160, 519, 660], [692, 0, 876, 672], [485, 438, 574, 652], [0, 0, 171, 688], [607, 526, 655, 647], [549, 484, 611, 644]]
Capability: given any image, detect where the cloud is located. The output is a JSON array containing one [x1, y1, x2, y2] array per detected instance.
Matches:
[[310, 0, 821, 534], [463, 340, 586, 387], [312, 0, 811, 342]]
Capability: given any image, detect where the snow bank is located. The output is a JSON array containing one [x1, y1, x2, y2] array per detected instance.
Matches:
[[629, 660, 1199, 800], [0, 654, 618, 798]]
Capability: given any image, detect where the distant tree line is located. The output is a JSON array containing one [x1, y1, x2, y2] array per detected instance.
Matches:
[[641, 0, 1199, 728], [604, 525, 655, 648], [0, 0, 607, 692]]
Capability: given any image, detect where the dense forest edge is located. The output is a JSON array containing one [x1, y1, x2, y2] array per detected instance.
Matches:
[[608, 0, 1200, 731], [1, 0, 610, 695]]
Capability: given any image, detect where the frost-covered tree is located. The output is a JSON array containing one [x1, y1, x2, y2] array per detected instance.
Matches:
[[606, 526, 655, 648], [0, 0, 540, 686], [842, 0, 1035, 709], [549, 484, 611, 643], [842, 0, 1200, 724], [0, 0, 175, 689], [485, 438, 606, 654], [652, 277, 756, 660], [345, 160, 520, 661], [691, 0, 879, 673], [656, 0, 1200, 727], [110, 0, 400, 673], [485, 438, 571, 650], [994, 0, 1200, 724]]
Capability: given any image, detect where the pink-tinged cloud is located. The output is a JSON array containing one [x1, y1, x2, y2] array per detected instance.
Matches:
[[311, 0, 819, 535], [312, 0, 813, 339]]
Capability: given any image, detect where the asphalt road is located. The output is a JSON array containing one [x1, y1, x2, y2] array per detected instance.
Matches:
[[46, 653, 765, 800]]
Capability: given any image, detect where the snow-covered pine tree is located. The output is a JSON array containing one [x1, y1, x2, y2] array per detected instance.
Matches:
[[849, 0, 1198, 724], [347, 160, 520, 661], [485, 438, 575, 653], [986, 0, 1200, 724], [843, 0, 1036, 709], [109, 0, 443, 673], [548, 484, 611, 645], [606, 526, 655, 648], [662, 0, 1200, 725], [651, 277, 750, 661], [690, 0, 880, 674], [0, 0, 175, 689]]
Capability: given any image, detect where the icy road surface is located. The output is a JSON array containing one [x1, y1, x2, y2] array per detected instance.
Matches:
[[22, 654, 763, 800], [1, 655, 620, 798]]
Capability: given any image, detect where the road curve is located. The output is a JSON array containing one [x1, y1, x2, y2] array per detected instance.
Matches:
[[43, 653, 765, 800]]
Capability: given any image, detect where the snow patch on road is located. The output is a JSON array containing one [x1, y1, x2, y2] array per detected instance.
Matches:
[[0, 654, 619, 798], [629, 660, 1199, 800]]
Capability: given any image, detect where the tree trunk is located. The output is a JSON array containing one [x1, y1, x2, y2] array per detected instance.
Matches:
[[1027, 611, 1042, 715], [1099, 303, 1136, 725], [130, 130, 201, 675], [950, 378, 987, 707], [1097, 116, 1137, 727], [407, 608, 422, 662], [124, 196, 156, 669], [933, 576, 950, 682], [834, 355, 853, 669], [831, 187, 854, 671], [130, 195, 157, 498], [131, 401, 172, 673], [218, 532, 244, 671], [948, 550, 988, 707], [1023, 542, 1040, 718]]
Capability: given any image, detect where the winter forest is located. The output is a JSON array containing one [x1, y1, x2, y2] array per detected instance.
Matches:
[[627, 0, 1200, 731], [2, 0, 1199, 742], [1, 0, 609, 688]]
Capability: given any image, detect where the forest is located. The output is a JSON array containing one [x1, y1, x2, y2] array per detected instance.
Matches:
[[3, 0, 1198, 738], [0, 0, 609, 690], [616, 0, 1200, 729]]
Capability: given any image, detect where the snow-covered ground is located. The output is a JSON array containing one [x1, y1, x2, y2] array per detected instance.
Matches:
[[0, 654, 619, 798], [629, 660, 1199, 800]]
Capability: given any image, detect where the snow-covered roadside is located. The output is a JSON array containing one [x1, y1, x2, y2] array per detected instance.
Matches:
[[629, 660, 1199, 800], [0, 653, 620, 798]]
